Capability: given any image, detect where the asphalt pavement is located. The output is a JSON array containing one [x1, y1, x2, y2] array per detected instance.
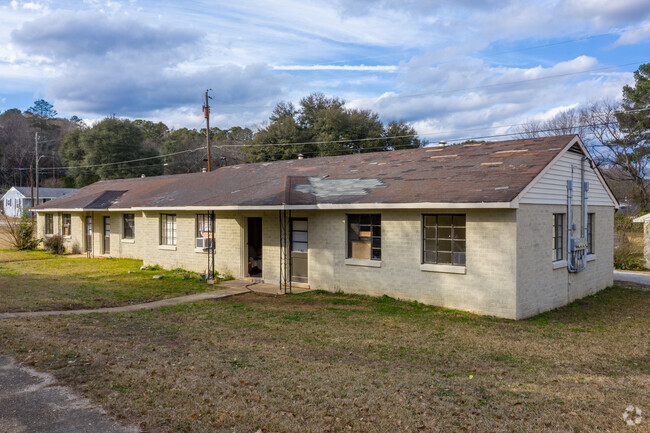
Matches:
[[0, 355, 138, 433], [613, 270, 650, 286]]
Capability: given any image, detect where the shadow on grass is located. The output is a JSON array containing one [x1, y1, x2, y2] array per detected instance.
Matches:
[[291, 286, 648, 327]]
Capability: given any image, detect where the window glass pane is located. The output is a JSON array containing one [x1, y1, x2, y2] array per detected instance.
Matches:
[[425, 226, 436, 239], [360, 214, 371, 225], [372, 225, 381, 237], [438, 215, 452, 226], [349, 223, 360, 239], [453, 241, 466, 253], [438, 252, 452, 264], [453, 252, 466, 265], [423, 251, 436, 263], [424, 215, 436, 226], [438, 239, 452, 252], [292, 220, 308, 231], [453, 228, 465, 240], [292, 241, 308, 252], [438, 227, 452, 239], [372, 237, 381, 248], [453, 215, 466, 226], [371, 214, 380, 225], [424, 239, 436, 252], [371, 248, 381, 259], [293, 231, 308, 242]]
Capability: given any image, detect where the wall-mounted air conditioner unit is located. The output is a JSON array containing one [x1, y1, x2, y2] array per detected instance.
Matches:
[[196, 237, 214, 249]]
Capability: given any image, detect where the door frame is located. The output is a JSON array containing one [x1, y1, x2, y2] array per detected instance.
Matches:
[[244, 216, 263, 279], [290, 217, 308, 284], [85, 214, 93, 253], [103, 215, 111, 255]]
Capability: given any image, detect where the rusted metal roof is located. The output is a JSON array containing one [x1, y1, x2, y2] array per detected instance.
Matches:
[[35, 135, 580, 210]]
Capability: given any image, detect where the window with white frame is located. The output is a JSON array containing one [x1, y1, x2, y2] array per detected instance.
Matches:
[[45, 213, 54, 235], [196, 214, 213, 238], [160, 214, 176, 245], [123, 214, 135, 239], [553, 213, 564, 261], [62, 214, 71, 236], [347, 214, 381, 260], [423, 214, 466, 266]]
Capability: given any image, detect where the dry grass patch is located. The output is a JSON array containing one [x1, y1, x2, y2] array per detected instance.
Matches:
[[0, 250, 226, 312], [0, 288, 648, 432]]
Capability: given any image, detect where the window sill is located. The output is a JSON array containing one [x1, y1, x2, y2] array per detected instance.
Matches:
[[552, 260, 567, 269], [587, 254, 596, 262], [345, 258, 381, 268], [420, 263, 466, 274], [159, 245, 177, 251], [121, 238, 135, 244], [194, 248, 208, 253], [63, 235, 71, 239]]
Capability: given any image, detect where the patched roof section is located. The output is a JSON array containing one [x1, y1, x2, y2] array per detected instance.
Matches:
[[86, 190, 128, 209], [35, 135, 579, 210]]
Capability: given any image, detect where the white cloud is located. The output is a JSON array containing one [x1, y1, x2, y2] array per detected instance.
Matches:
[[612, 21, 650, 46], [273, 65, 399, 72]]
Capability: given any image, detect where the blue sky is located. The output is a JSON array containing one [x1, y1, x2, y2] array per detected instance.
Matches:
[[1, 0, 649, 142]]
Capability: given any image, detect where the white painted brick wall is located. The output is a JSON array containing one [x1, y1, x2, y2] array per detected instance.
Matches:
[[515, 204, 614, 319], [39, 204, 614, 320]]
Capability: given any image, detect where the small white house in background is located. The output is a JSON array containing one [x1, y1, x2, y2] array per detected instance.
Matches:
[[1, 186, 77, 218]]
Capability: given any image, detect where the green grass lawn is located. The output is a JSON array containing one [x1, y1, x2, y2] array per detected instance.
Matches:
[[0, 285, 647, 432], [0, 249, 227, 312]]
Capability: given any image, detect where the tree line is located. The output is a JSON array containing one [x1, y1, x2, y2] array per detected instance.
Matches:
[[1, 60, 648, 207], [0, 93, 421, 190]]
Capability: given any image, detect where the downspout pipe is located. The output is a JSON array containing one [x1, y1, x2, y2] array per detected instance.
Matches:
[[567, 179, 574, 272], [581, 157, 589, 242]]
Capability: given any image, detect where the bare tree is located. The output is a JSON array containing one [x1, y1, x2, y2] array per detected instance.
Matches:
[[514, 99, 650, 207]]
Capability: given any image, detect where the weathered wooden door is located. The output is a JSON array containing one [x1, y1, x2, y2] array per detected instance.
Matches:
[[290, 218, 308, 284], [85, 216, 93, 253], [103, 216, 110, 254]]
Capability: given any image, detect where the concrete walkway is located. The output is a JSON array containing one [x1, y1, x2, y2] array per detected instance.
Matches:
[[0, 287, 249, 320], [0, 355, 139, 433], [613, 270, 650, 286], [0, 281, 311, 320]]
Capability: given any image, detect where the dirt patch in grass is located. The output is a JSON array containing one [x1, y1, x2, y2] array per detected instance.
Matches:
[[1, 288, 648, 432], [0, 250, 227, 313]]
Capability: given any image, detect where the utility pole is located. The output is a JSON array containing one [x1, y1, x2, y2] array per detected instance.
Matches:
[[30, 165, 34, 219], [35, 132, 39, 207], [203, 89, 213, 172]]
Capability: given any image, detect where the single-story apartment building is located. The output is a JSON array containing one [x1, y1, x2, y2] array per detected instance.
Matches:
[[34, 135, 617, 319], [2, 186, 77, 217]]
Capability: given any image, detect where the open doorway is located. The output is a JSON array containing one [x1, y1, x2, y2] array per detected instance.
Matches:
[[247, 217, 262, 278]]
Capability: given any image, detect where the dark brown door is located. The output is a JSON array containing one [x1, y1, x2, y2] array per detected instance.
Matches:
[[103, 216, 110, 254], [85, 216, 93, 252], [291, 218, 308, 284]]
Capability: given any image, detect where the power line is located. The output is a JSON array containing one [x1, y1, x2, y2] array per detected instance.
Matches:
[[9, 107, 649, 172]]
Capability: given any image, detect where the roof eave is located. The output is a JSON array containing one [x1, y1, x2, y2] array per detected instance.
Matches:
[[36, 202, 518, 212]]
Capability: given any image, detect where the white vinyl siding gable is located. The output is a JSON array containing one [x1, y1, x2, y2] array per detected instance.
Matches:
[[519, 151, 616, 207]]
